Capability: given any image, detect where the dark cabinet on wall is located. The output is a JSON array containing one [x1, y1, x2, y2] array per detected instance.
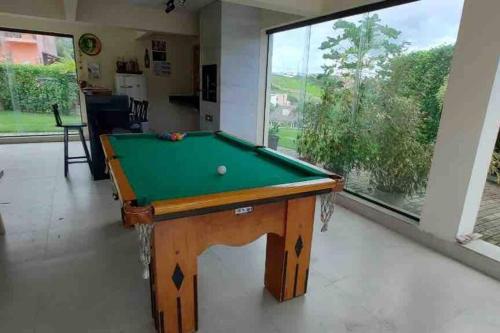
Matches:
[[202, 64, 217, 102]]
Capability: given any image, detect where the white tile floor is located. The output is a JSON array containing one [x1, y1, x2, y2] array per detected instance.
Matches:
[[1, 142, 500, 333]]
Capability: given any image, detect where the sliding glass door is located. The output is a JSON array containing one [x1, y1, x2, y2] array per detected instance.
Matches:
[[265, 0, 465, 219], [0, 29, 80, 136]]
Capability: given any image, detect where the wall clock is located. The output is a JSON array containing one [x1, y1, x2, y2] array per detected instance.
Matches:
[[78, 33, 102, 56]]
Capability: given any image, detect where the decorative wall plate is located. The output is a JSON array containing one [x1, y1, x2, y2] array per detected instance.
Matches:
[[78, 33, 102, 56]]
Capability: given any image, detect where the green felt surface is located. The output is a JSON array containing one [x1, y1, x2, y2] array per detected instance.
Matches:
[[108, 132, 328, 206]]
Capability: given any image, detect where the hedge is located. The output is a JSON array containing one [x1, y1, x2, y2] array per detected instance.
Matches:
[[0, 60, 79, 115]]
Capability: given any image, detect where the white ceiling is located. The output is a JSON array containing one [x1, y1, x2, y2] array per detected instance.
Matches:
[[128, 0, 215, 12]]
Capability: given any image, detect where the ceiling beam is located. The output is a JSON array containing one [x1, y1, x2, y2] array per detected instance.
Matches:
[[223, 0, 324, 17], [135, 30, 151, 40], [63, 0, 79, 21]]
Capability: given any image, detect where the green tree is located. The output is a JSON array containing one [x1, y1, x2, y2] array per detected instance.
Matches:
[[386, 45, 455, 143], [320, 13, 406, 114], [299, 14, 407, 175], [437, 75, 449, 111], [56, 38, 76, 60], [366, 94, 432, 193], [298, 14, 443, 195], [320, 14, 406, 77]]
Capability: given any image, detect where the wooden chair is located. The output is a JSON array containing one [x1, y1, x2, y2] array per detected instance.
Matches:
[[52, 104, 92, 177]]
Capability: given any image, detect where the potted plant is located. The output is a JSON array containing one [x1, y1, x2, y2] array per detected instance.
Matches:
[[268, 122, 280, 150], [489, 152, 500, 184]]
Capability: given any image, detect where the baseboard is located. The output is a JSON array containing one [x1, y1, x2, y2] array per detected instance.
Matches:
[[0, 135, 83, 144], [337, 192, 500, 281]]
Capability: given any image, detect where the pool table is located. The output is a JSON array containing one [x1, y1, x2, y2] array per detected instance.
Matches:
[[100, 131, 343, 333]]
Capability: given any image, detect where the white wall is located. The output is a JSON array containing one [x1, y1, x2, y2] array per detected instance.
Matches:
[[225, 0, 323, 16], [138, 34, 200, 132], [0, 0, 64, 20], [260, 8, 301, 30], [220, 2, 262, 142], [199, 1, 222, 131]]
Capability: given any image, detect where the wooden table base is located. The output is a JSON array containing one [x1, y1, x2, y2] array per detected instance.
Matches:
[[150, 196, 316, 333]]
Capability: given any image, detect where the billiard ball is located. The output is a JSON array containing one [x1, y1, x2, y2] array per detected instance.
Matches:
[[217, 165, 227, 175]]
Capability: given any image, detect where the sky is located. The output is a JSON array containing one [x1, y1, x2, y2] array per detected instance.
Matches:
[[271, 0, 465, 74]]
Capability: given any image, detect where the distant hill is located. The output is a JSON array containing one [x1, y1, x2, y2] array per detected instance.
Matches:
[[270, 74, 323, 101]]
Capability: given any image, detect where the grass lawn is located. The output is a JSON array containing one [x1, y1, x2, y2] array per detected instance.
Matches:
[[0, 111, 82, 134], [277, 127, 301, 150], [271, 74, 322, 99]]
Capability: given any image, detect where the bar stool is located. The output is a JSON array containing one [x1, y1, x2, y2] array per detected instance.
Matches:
[[52, 104, 92, 177]]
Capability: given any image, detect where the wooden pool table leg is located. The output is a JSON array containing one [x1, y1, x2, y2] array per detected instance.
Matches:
[[153, 220, 198, 333], [264, 196, 316, 302]]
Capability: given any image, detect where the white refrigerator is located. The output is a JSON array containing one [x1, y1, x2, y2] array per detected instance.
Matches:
[[115, 73, 147, 101]]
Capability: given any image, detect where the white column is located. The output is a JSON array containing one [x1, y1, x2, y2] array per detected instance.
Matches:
[[219, 2, 262, 143], [420, 0, 500, 241]]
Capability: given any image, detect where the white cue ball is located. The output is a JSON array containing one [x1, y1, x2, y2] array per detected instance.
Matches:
[[217, 165, 227, 175]]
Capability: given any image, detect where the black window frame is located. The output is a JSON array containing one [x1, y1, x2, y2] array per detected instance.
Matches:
[[266, 0, 419, 35]]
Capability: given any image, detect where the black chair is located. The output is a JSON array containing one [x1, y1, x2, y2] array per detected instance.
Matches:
[[128, 97, 135, 122], [139, 100, 149, 122], [128, 99, 149, 132], [52, 104, 92, 177]]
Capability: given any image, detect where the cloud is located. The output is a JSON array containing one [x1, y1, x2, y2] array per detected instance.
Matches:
[[271, 0, 465, 74]]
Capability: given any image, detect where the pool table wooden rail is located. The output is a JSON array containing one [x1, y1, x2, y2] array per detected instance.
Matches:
[[152, 177, 342, 216], [100, 133, 344, 227]]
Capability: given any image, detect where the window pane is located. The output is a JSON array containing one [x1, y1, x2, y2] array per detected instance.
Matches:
[[0, 30, 81, 136], [266, 0, 465, 218], [475, 132, 500, 247], [267, 26, 310, 156]]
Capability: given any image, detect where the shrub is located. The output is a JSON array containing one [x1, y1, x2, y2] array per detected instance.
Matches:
[[490, 134, 500, 184], [269, 122, 280, 136], [490, 152, 500, 184], [297, 78, 375, 176], [366, 95, 432, 194], [293, 17, 455, 197], [386, 45, 455, 143], [0, 60, 79, 115], [297, 80, 432, 195]]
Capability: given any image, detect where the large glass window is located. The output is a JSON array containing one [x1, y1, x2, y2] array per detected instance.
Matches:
[[0, 29, 80, 136], [266, 0, 464, 218], [475, 132, 500, 247]]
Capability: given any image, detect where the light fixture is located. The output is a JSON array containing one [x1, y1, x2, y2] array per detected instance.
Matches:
[[165, 0, 175, 13], [165, 0, 187, 14]]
